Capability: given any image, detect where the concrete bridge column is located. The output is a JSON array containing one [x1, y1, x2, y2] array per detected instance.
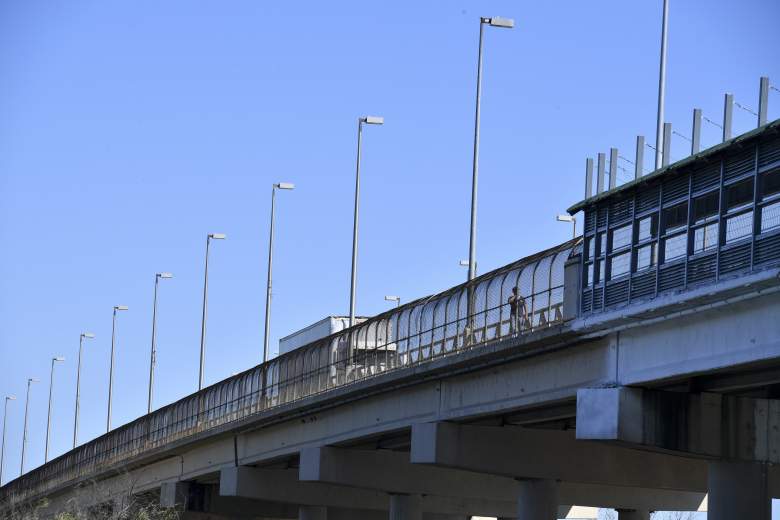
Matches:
[[516, 479, 558, 520], [708, 461, 770, 520], [389, 494, 422, 520], [616, 509, 650, 520], [299, 505, 328, 520]]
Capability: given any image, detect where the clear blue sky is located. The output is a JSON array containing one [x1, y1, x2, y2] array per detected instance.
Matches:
[[1, 0, 778, 497]]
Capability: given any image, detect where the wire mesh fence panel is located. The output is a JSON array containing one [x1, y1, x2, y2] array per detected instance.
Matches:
[[443, 292, 460, 352]]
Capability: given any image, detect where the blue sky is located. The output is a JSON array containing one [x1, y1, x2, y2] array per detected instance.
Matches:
[[0, 0, 778, 503]]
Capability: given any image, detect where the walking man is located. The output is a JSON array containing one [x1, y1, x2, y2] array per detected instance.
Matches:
[[508, 287, 527, 334]]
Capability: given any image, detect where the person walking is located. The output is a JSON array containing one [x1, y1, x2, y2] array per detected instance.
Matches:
[[508, 287, 527, 334]]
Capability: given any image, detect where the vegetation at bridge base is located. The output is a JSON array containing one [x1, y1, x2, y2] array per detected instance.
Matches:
[[0, 473, 182, 520]]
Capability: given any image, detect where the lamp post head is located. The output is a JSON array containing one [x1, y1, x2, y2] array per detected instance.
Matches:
[[28, 378, 39, 384], [384, 295, 400, 302], [483, 16, 514, 28], [114, 305, 129, 312], [81, 332, 95, 340], [209, 233, 227, 240], [6, 396, 16, 401], [360, 116, 384, 125], [556, 214, 575, 223], [275, 182, 295, 190], [53, 357, 65, 362], [459, 260, 469, 267], [157, 272, 173, 279]]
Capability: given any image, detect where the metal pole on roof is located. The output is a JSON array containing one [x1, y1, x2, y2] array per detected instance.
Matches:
[[691, 109, 702, 154], [654, 0, 670, 170], [635, 136, 645, 179], [609, 148, 618, 190], [758, 77, 769, 127], [596, 153, 606, 194], [584, 158, 594, 198], [662, 123, 672, 167], [723, 93, 733, 141]]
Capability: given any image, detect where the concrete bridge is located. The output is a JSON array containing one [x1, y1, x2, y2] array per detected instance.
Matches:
[[2, 120, 780, 520]]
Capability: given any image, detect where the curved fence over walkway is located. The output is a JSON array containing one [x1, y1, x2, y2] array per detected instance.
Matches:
[[0, 238, 581, 508]]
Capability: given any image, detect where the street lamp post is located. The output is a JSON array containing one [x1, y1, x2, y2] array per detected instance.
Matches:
[[73, 332, 95, 448], [556, 214, 577, 239], [199, 233, 226, 390], [148, 272, 172, 414], [45, 357, 65, 463], [655, 0, 670, 170], [107, 305, 128, 432], [468, 16, 514, 284], [1, 396, 16, 485], [384, 295, 400, 308], [21, 378, 39, 475], [263, 183, 295, 364], [349, 116, 384, 329]]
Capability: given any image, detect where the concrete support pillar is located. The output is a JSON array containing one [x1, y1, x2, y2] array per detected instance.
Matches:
[[617, 509, 650, 520], [708, 461, 770, 520], [160, 481, 190, 509], [389, 494, 422, 520], [299, 505, 328, 520], [516, 479, 558, 520]]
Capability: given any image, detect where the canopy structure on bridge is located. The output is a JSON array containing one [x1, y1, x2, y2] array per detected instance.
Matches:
[[570, 118, 780, 315], [0, 237, 581, 508]]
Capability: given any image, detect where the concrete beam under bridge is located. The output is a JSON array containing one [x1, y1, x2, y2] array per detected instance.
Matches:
[[577, 387, 779, 519], [162, 481, 300, 519], [410, 422, 708, 493], [577, 386, 780, 463], [220, 466, 517, 517], [301, 445, 704, 512]]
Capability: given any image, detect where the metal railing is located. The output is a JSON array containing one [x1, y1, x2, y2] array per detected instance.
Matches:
[[0, 239, 580, 508]]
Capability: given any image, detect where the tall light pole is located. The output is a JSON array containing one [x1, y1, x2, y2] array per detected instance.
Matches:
[[148, 272, 172, 414], [384, 295, 401, 308], [263, 182, 295, 364], [107, 305, 128, 432], [45, 357, 65, 463], [199, 233, 226, 390], [556, 214, 577, 239], [654, 0, 670, 170], [468, 16, 514, 284], [349, 116, 384, 328], [1, 396, 16, 485], [20, 378, 39, 475], [73, 332, 95, 448]]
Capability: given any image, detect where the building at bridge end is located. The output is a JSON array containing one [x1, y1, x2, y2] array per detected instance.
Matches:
[[568, 118, 780, 318]]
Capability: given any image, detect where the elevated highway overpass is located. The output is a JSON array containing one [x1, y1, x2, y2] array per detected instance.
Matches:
[[3, 120, 780, 520]]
